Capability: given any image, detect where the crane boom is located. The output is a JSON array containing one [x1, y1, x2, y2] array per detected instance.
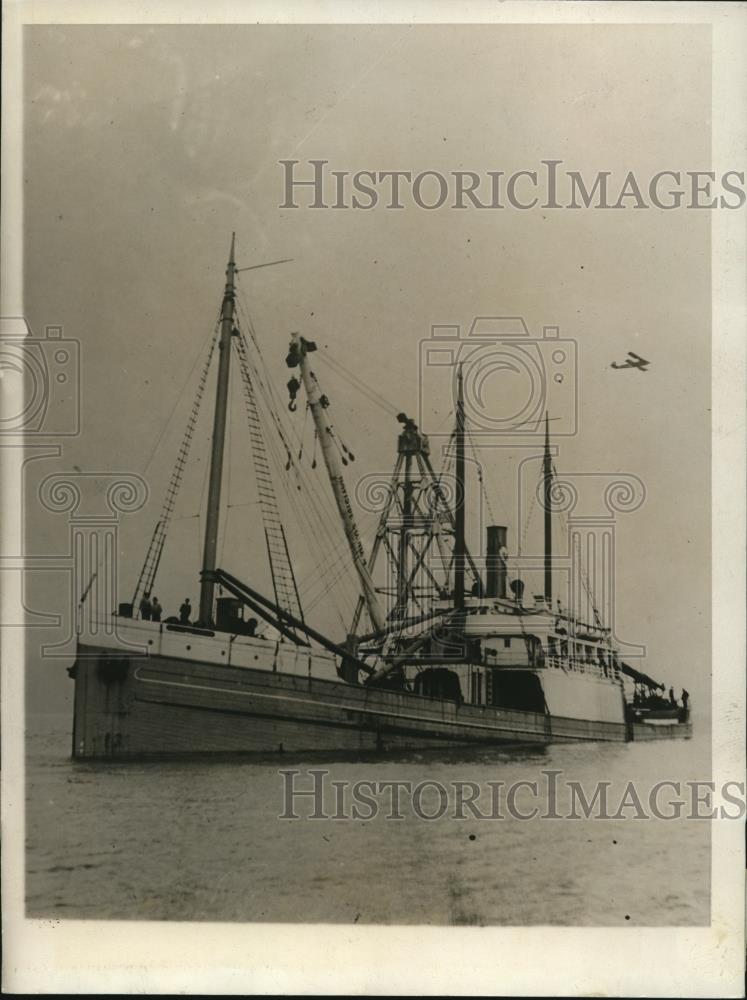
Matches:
[[286, 333, 387, 634]]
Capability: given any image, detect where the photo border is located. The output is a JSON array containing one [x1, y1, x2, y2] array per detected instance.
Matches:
[[2, 1, 744, 995]]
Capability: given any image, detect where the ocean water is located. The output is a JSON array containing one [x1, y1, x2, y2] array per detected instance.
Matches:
[[26, 713, 710, 925]]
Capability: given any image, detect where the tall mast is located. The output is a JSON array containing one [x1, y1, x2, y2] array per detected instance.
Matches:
[[395, 450, 413, 618], [289, 333, 387, 634], [454, 364, 466, 609], [543, 410, 552, 605], [198, 234, 236, 624]]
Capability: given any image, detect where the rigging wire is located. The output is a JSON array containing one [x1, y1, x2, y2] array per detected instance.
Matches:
[[259, 405, 362, 618], [253, 348, 352, 558], [218, 366, 235, 567], [233, 290, 354, 536], [315, 347, 400, 418], [140, 311, 222, 479], [551, 459, 604, 628], [297, 401, 309, 460], [303, 520, 381, 618], [131, 319, 220, 612], [194, 418, 213, 569], [233, 279, 460, 634], [231, 329, 306, 632], [232, 289, 363, 628], [261, 421, 355, 630], [465, 424, 497, 526], [519, 492, 537, 558]]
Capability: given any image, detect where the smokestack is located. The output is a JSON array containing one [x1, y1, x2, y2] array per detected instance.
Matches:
[[486, 525, 508, 598]]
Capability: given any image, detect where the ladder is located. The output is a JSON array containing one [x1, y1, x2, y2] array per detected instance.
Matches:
[[132, 333, 218, 614], [234, 331, 306, 634]]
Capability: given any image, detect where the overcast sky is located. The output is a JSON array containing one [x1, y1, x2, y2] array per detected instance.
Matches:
[[23, 24, 711, 716]]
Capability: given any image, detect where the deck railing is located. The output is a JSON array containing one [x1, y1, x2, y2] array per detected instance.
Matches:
[[544, 654, 620, 680]]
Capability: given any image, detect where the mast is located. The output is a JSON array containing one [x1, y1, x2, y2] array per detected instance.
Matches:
[[289, 333, 387, 634], [543, 410, 552, 605], [198, 234, 236, 624], [454, 364, 466, 609], [396, 450, 413, 618]]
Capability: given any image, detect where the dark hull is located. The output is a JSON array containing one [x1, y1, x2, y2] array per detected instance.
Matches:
[[71, 646, 690, 758]]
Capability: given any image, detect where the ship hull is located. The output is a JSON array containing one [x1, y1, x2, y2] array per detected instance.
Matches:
[[70, 642, 677, 758], [631, 720, 694, 741]]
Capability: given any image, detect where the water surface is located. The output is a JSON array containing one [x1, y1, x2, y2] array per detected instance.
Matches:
[[26, 713, 710, 925]]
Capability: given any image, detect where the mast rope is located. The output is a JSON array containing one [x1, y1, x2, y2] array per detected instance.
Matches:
[[519, 492, 536, 558], [132, 324, 219, 614], [465, 424, 498, 526], [265, 415, 360, 608], [297, 402, 309, 460], [139, 312, 222, 479], [233, 288, 364, 628], [233, 327, 306, 630], [259, 414, 352, 630], [234, 299, 356, 550], [438, 429, 482, 591], [303, 522, 380, 617], [551, 460, 604, 628], [218, 372, 235, 567], [308, 371, 355, 466], [315, 347, 400, 418]]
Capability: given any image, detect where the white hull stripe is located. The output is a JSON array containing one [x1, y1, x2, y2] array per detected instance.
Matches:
[[133, 667, 555, 737], [135, 667, 624, 735]]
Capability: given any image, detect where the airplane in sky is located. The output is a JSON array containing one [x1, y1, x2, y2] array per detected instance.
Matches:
[[611, 351, 650, 372]]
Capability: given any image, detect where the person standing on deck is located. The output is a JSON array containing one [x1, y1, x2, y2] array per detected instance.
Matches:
[[179, 598, 192, 625], [669, 686, 676, 705], [139, 594, 152, 621], [681, 689, 690, 710], [151, 596, 162, 622]]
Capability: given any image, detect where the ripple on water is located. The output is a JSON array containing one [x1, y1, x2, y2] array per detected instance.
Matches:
[[26, 713, 711, 924]]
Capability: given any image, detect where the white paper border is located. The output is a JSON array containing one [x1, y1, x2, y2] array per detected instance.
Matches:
[[2, 1, 744, 995]]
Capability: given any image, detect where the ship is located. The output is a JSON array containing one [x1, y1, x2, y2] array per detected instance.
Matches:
[[69, 237, 692, 757]]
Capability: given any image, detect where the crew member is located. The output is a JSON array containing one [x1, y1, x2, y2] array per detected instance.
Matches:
[[179, 598, 192, 625], [151, 596, 162, 622], [139, 594, 152, 621]]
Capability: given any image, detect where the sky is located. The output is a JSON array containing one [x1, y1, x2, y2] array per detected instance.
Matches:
[[22, 24, 711, 717]]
